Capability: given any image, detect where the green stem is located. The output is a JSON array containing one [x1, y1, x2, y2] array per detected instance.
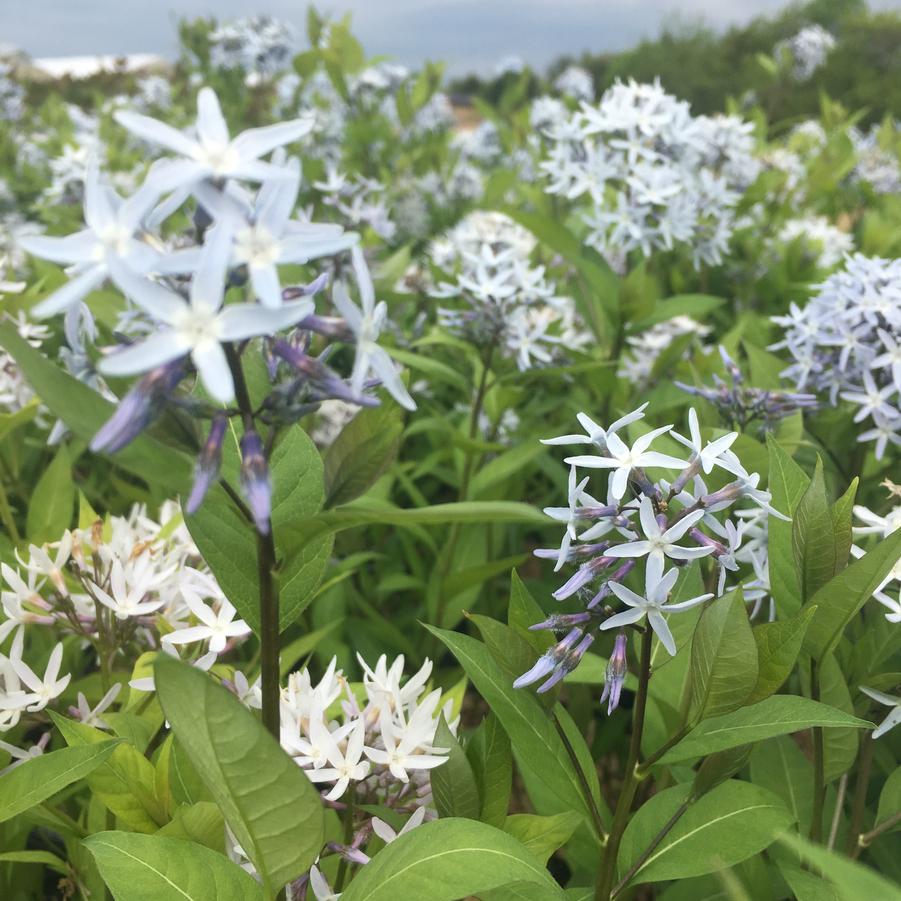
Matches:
[[225, 343, 280, 740], [846, 733, 874, 857], [611, 798, 692, 898], [859, 810, 901, 849], [595, 627, 653, 901], [552, 710, 607, 842], [809, 660, 825, 842], [636, 723, 691, 777], [0, 478, 20, 545], [432, 343, 495, 630]]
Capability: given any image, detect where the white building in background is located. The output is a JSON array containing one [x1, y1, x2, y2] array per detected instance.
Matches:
[[28, 54, 169, 79]]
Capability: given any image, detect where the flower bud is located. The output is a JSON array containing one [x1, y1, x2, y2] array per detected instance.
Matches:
[[91, 360, 185, 453], [186, 415, 227, 515], [600, 633, 628, 714], [240, 430, 271, 534]]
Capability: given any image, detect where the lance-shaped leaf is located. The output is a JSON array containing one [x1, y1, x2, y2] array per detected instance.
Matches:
[[430, 713, 480, 820], [688, 588, 758, 721], [504, 812, 582, 866], [802, 527, 901, 660], [465, 713, 512, 828], [341, 818, 564, 901], [658, 696, 872, 764], [85, 831, 264, 901], [154, 654, 324, 895], [617, 781, 794, 886], [748, 606, 817, 704], [426, 624, 606, 836], [0, 740, 119, 823]]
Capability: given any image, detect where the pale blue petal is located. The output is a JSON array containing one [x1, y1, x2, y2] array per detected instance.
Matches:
[[231, 118, 314, 161], [192, 341, 234, 404], [98, 331, 188, 376], [217, 299, 313, 340]]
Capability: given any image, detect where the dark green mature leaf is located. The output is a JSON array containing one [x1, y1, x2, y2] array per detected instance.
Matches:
[[816, 654, 859, 782], [465, 713, 512, 828], [508, 570, 552, 656], [0, 321, 193, 494], [341, 818, 563, 901], [155, 655, 324, 895], [426, 624, 605, 837], [631, 294, 725, 329], [504, 812, 582, 865], [877, 768, 901, 833], [50, 713, 166, 833], [688, 589, 758, 721], [617, 781, 793, 886], [748, 606, 817, 704], [26, 445, 75, 543], [430, 713, 480, 820], [658, 696, 872, 764], [187, 425, 332, 632], [324, 404, 403, 507], [766, 436, 810, 617], [802, 528, 901, 660], [792, 460, 840, 603], [84, 831, 264, 901], [0, 740, 119, 823], [779, 832, 901, 900], [749, 737, 814, 835]]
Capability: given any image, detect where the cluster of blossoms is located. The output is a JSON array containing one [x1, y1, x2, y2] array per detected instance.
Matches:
[[0, 502, 243, 741], [226, 654, 450, 897], [771, 253, 901, 459], [617, 315, 711, 384], [208, 15, 296, 81], [775, 25, 836, 81], [678, 346, 817, 433], [776, 215, 854, 269], [852, 500, 901, 625], [18, 86, 416, 529], [553, 65, 594, 102], [850, 123, 901, 196], [429, 211, 590, 371], [0, 62, 24, 121], [539, 79, 759, 266], [515, 404, 786, 711]]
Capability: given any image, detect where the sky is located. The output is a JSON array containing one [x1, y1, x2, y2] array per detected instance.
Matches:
[[3, 0, 900, 76]]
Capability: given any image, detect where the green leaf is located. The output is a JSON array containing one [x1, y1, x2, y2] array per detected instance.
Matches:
[[617, 781, 793, 886], [187, 425, 332, 632], [631, 294, 725, 329], [465, 713, 512, 828], [508, 570, 553, 656], [0, 740, 119, 823], [688, 589, 758, 721], [876, 767, 901, 833], [748, 606, 817, 704], [0, 850, 68, 873], [156, 802, 225, 851], [504, 812, 582, 866], [766, 435, 810, 616], [658, 696, 872, 764], [469, 442, 545, 499], [0, 321, 192, 494], [779, 832, 901, 900], [429, 713, 480, 820], [323, 405, 403, 507], [802, 527, 901, 660], [154, 654, 324, 895], [792, 460, 841, 603], [749, 736, 814, 835], [340, 818, 563, 901], [25, 445, 75, 543], [50, 713, 166, 833], [426, 624, 605, 837], [84, 831, 264, 901]]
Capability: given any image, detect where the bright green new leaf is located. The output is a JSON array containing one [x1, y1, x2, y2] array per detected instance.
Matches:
[[154, 655, 324, 895], [341, 818, 564, 901], [504, 812, 582, 865], [26, 445, 75, 543], [84, 831, 264, 901], [430, 713, 481, 820], [0, 740, 119, 823], [749, 737, 814, 835]]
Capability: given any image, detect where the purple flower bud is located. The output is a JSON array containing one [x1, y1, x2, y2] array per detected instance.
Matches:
[[186, 415, 228, 515], [528, 612, 592, 632], [537, 631, 595, 693], [600, 633, 628, 714], [90, 360, 186, 454], [553, 555, 615, 601], [587, 559, 636, 609], [271, 339, 377, 406], [240, 430, 271, 534]]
